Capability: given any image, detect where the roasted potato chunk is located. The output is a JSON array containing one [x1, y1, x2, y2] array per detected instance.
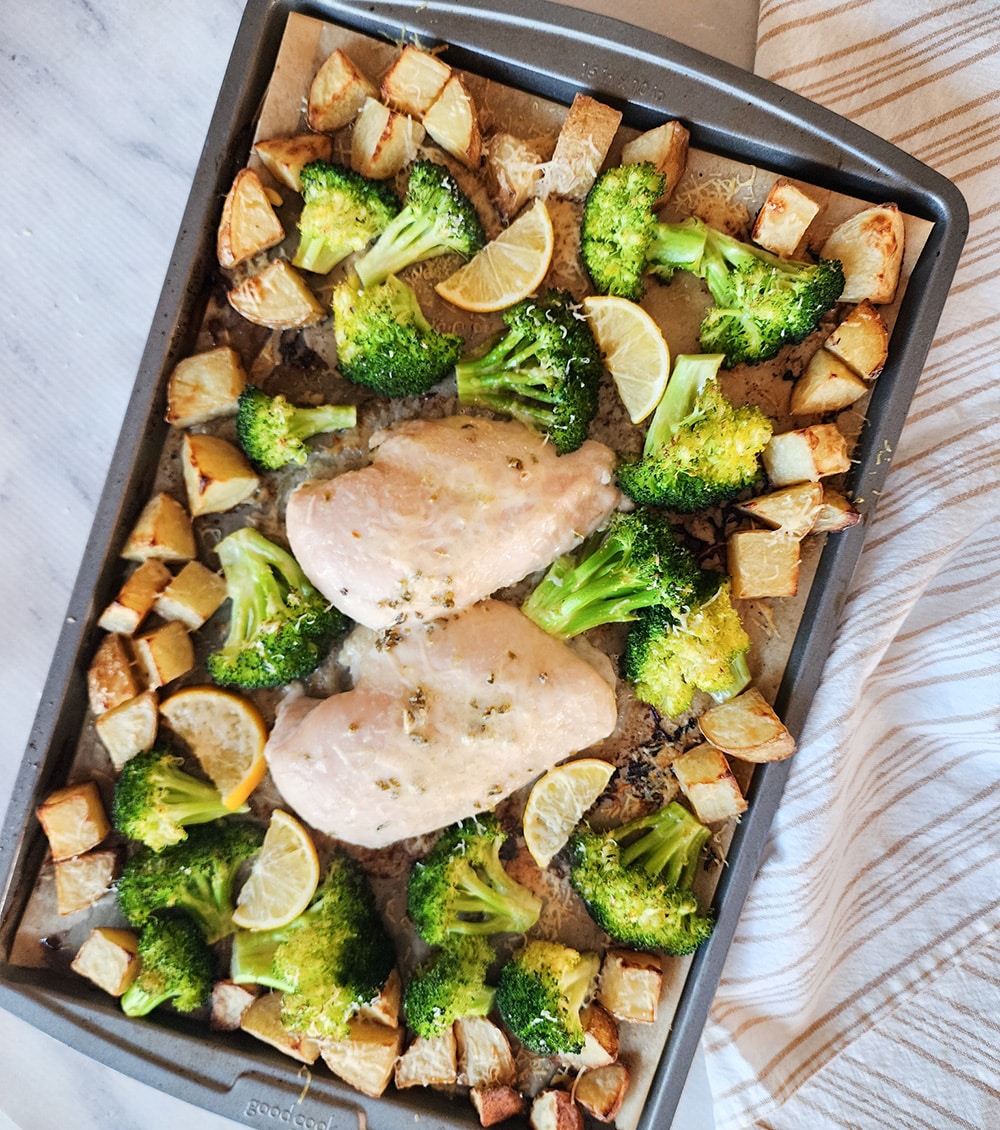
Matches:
[[165, 345, 247, 428], [824, 299, 889, 380], [424, 73, 483, 168], [728, 529, 801, 598], [217, 167, 285, 269], [483, 131, 546, 219], [541, 93, 622, 200], [790, 349, 869, 415], [597, 949, 662, 1024], [153, 560, 227, 630], [471, 1085, 526, 1128], [394, 1028, 458, 1089], [307, 47, 376, 132], [530, 1088, 584, 1130], [574, 1062, 631, 1123], [55, 847, 119, 915], [821, 203, 905, 304], [120, 492, 195, 563], [94, 689, 158, 771], [71, 927, 140, 997], [320, 1019, 404, 1098], [351, 97, 425, 179], [763, 423, 852, 486], [36, 780, 111, 861], [87, 632, 143, 715], [253, 133, 333, 191], [228, 258, 325, 329], [751, 179, 820, 258], [671, 742, 748, 823], [240, 992, 321, 1064], [737, 482, 824, 539], [133, 620, 195, 690], [180, 433, 259, 517], [380, 44, 451, 117], [698, 686, 797, 762], [455, 1015, 517, 1088], [621, 120, 689, 203], [209, 980, 258, 1031], [97, 558, 171, 635], [813, 486, 862, 532]]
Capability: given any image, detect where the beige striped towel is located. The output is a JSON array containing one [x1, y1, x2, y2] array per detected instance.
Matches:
[[701, 2, 1000, 1127]]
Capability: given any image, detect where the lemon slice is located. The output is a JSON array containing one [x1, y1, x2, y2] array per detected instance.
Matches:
[[581, 295, 671, 423], [159, 685, 268, 809], [232, 809, 320, 931], [435, 199, 554, 312], [522, 758, 617, 869]]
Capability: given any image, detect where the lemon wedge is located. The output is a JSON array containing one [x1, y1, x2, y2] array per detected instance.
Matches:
[[522, 758, 617, 869], [582, 295, 671, 423], [232, 809, 320, 931]]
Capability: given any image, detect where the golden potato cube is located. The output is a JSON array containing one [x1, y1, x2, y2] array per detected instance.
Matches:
[[181, 433, 259, 518], [380, 44, 451, 117], [351, 98, 425, 180], [209, 980, 258, 1031], [813, 486, 862, 533], [424, 73, 482, 168], [165, 345, 247, 428], [541, 93, 622, 200], [307, 48, 377, 132], [728, 529, 801, 599], [228, 258, 325, 330], [121, 492, 196, 563], [790, 349, 869, 415], [240, 992, 322, 1064], [751, 179, 820, 258], [37, 780, 111, 861], [357, 967, 402, 1028], [821, 203, 905, 304], [530, 1088, 584, 1130], [597, 948, 663, 1024], [824, 299, 889, 380], [320, 1019, 404, 1098], [574, 1063, 631, 1123], [71, 927, 140, 996], [97, 559, 172, 635], [671, 743, 748, 824], [737, 482, 823, 539], [762, 423, 851, 486], [471, 1085, 526, 1127], [253, 134, 333, 192], [698, 686, 797, 763], [217, 168, 285, 270], [133, 621, 195, 690], [55, 848, 119, 915], [483, 131, 546, 219], [456, 1015, 517, 1088], [557, 1002, 618, 1070], [394, 1028, 458, 1089], [94, 689, 158, 770], [153, 560, 227, 630], [620, 120, 689, 202], [87, 632, 143, 714]]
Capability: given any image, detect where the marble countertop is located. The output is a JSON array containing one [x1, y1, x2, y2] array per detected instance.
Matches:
[[0, 1, 757, 1126]]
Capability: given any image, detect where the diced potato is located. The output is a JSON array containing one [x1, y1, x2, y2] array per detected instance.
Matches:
[[240, 992, 322, 1064], [813, 486, 862, 533], [824, 299, 889, 380], [54, 848, 119, 915], [97, 559, 172, 635], [620, 120, 690, 203], [320, 1019, 404, 1098], [228, 259, 326, 330], [380, 44, 451, 117], [153, 560, 227, 630], [165, 345, 247, 428], [471, 1084, 526, 1128], [698, 686, 797, 763], [351, 98, 425, 180], [217, 168, 285, 269], [455, 1015, 517, 1088], [483, 131, 546, 219], [751, 179, 820, 258], [70, 927, 140, 997], [762, 423, 851, 486], [728, 529, 801, 599], [671, 743, 748, 824], [736, 482, 824, 539], [821, 203, 905, 304], [574, 1063, 631, 1123], [541, 93, 622, 200], [133, 621, 195, 691], [209, 980, 258, 1031], [121, 492, 196, 563], [37, 780, 111, 861], [307, 47, 377, 132], [530, 1088, 584, 1130], [557, 1002, 618, 1070], [394, 1028, 458, 1089], [597, 949, 663, 1024], [790, 349, 869, 415], [357, 967, 402, 1028], [94, 689, 158, 771], [253, 134, 334, 192], [180, 433, 259, 517], [423, 73, 482, 168], [87, 632, 143, 714]]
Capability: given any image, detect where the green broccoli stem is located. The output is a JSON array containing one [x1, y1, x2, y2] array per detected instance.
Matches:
[[293, 231, 348, 275], [284, 403, 357, 442], [121, 984, 173, 1018], [355, 213, 443, 288], [449, 863, 539, 933], [230, 927, 297, 991], [710, 649, 752, 704], [217, 530, 312, 645], [647, 218, 709, 276], [614, 801, 710, 889], [642, 353, 726, 459], [157, 768, 242, 827]]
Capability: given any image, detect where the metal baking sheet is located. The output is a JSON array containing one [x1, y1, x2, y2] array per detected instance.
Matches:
[[0, 1, 967, 1128]]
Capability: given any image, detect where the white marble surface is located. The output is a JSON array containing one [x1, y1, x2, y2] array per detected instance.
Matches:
[[0, 1, 756, 1127]]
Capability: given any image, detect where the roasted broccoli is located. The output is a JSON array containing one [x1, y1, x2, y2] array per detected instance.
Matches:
[[581, 163, 844, 364], [354, 159, 485, 288], [621, 576, 751, 719], [454, 289, 604, 453], [235, 385, 356, 471], [206, 527, 345, 690], [293, 159, 400, 275], [116, 819, 264, 943], [402, 934, 497, 1039], [332, 274, 463, 397], [113, 748, 240, 853], [230, 851, 396, 1040], [568, 800, 714, 955], [616, 353, 772, 512], [120, 916, 213, 1017], [495, 939, 600, 1056], [407, 814, 542, 947], [521, 506, 703, 639]]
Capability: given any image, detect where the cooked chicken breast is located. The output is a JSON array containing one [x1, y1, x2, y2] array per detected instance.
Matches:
[[264, 600, 618, 848], [285, 415, 621, 630]]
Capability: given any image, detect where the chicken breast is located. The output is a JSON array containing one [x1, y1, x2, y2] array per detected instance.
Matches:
[[285, 415, 621, 630], [264, 600, 618, 848]]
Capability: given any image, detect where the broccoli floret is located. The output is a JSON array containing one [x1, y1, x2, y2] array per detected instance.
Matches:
[[407, 814, 542, 947], [116, 819, 264, 943], [495, 940, 600, 1056], [354, 159, 485, 288], [521, 506, 703, 639], [230, 852, 396, 1041], [113, 748, 240, 853], [206, 527, 346, 690], [293, 160, 400, 275], [332, 274, 463, 397], [402, 934, 497, 1039], [120, 916, 213, 1017], [616, 353, 772, 512], [455, 289, 603, 454], [581, 164, 844, 364], [235, 385, 356, 471], [568, 801, 714, 955], [621, 576, 751, 719]]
